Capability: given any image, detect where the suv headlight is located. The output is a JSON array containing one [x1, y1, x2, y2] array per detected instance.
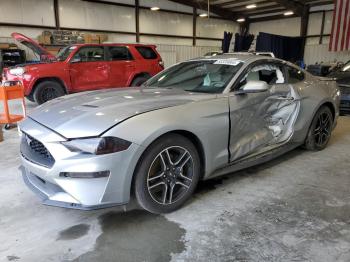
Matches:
[[62, 137, 131, 155], [9, 67, 25, 76]]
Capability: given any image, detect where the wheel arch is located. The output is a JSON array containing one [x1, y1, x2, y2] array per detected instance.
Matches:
[[301, 99, 337, 143], [128, 72, 151, 86], [130, 129, 206, 195], [320, 101, 336, 121], [29, 77, 68, 97], [303, 100, 336, 150], [166, 130, 206, 179], [308, 99, 337, 127]]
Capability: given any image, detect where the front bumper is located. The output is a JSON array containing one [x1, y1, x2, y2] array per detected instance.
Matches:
[[20, 166, 121, 210], [19, 117, 142, 210]]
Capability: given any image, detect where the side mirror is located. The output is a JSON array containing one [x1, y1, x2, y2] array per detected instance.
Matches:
[[70, 57, 81, 63], [236, 80, 268, 95]]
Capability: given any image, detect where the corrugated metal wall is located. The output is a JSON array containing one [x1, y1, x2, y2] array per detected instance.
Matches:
[[0, 35, 220, 67], [304, 44, 350, 65], [156, 44, 220, 67]]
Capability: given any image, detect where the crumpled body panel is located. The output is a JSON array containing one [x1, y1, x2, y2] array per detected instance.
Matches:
[[229, 84, 300, 162]]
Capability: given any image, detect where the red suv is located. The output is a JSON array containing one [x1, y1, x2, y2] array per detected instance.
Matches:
[[2, 33, 164, 104]]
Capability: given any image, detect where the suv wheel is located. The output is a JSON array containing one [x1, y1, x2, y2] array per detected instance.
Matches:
[[33, 81, 65, 105], [134, 134, 201, 214], [26, 94, 35, 103], [130, 76, 149, 87]]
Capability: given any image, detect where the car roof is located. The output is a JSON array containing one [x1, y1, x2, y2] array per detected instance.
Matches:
[[195, 53, 282, 63], [72, 43, 156, 48]]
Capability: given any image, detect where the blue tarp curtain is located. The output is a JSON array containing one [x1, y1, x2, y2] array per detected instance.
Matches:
[[234, 33, 255, 52], [222, 31, 233, 53], [256, 32, 303, 62]]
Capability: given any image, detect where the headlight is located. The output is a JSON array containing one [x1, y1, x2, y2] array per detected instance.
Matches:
[[9, 67, 25, 76], [62, 137, 131, 155]]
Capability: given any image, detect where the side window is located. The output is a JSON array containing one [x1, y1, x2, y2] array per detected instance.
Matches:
[[287, 66, 305, 84], [108, 46, 133, 61], [135, 46, 158, 59], [239, 63, 286, 89], [73, 46, 104, 62]]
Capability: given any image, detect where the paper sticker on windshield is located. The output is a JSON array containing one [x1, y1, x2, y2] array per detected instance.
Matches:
[[214, 58, 242, 66]]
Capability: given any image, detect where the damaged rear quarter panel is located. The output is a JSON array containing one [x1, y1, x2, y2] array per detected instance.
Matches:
[[291, 73, 339, 144]]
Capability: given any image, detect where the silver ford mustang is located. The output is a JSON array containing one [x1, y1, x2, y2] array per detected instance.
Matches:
[[19, 54, 340, 214]]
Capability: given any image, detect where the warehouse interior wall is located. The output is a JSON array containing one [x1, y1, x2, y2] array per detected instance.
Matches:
[[250, 17, 302, 37], [250, 5, 350, 66], [0, 0, 237, 67], [304, 11, 350, 65], [1, 1, 346, 67]]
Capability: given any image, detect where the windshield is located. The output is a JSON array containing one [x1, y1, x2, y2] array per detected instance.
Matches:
[[341, 61, 350, 72], [145, 59, 243, 93], [56, 46, 77, 61]]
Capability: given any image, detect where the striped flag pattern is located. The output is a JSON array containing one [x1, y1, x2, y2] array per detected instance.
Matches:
[[329, 0, 350, 52]]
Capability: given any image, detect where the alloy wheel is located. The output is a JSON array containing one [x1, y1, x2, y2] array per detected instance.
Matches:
[[147, 146, 194, 205], [314, 111, 332, 147], [42, 87, 58, 102]]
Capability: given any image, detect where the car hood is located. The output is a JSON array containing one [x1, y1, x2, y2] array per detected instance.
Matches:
[[11, 32, 57, 61], [28, 88, 217, 139]]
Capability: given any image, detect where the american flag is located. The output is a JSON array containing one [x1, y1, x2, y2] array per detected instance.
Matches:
[[329, 0, 350, 52]]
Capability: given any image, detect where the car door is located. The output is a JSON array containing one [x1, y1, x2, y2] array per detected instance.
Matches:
[[228, 61, 301, 162], [105, 46, 136, 87], [69, 46, 110, 91]]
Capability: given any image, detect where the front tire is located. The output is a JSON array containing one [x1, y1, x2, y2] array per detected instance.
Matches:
[[134, 134, 201, 214], [26, 94, 35, 103], [304, 106, 333, 151], [33, 81, 65, 105]]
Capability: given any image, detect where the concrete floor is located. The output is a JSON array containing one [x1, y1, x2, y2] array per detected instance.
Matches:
[[0, 101, 350, 262]]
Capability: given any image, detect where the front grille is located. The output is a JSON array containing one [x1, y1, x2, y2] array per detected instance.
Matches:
[[28, 135, 52, 159], [20, 133, 55, 168], [340, 85, 350, 95]]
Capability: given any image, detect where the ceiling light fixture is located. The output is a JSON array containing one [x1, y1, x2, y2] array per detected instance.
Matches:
[[199, 13, 208, 17], [150, 6, 160, 11], [284, 11, 294, 16], [246, 4, 257, 9], [237, 18, 246, 22]]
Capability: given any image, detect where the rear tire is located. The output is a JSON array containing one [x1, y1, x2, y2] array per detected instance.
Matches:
[[134, 134, 201, 214], [33, 81, 65, 105], [130, 76, 149, 87], [304, 106, 333, 151]]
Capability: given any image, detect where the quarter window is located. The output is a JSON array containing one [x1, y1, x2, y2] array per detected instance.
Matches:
[[108, 46, 133, 61], [73, 46, 104, 62], [287, 66, 305, 83], [239, 63, 286, 89], [136, 46, 158, 59]]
